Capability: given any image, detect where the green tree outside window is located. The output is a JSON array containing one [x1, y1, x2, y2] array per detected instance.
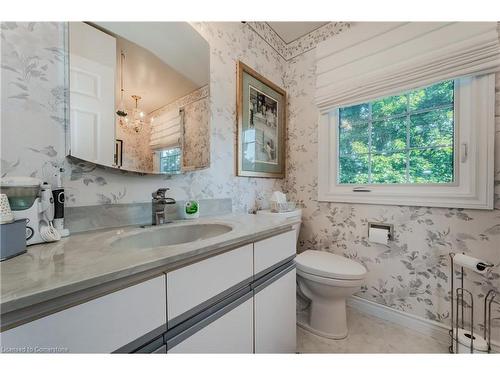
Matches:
[[338, 80, 454, 184]]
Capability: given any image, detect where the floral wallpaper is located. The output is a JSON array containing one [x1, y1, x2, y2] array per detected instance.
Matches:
[[115, 116, 153, 172], [1, 21, 499, 346], [1, 22, 66, 183], [1, 22, 283, 210], [283, 39, 500, 342], [247, 22, 351, 60], [182, 95, 210, 170]]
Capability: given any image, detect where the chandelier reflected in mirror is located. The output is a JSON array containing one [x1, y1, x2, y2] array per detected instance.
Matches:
[[118, 94, 146, 133], [128, 95, 146, 132], [116, 50, 146, 133]]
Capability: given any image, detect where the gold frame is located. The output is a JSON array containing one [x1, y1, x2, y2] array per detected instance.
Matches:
[[236, 61, 287, 178]]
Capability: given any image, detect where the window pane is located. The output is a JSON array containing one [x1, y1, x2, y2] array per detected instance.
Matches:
[[339, 122, 369, 156], [372, 94, 407, 119], [339, 103, 370, 127], [336, 80, 455, 186], [371, 118, 407, 153], [339, 155, 369, 184], [409, 80, 454, 111], [410, 108, 453, 148], [408, 147, 453, 183], [371, 152, 407, 183], [160, 148, 181, 173]]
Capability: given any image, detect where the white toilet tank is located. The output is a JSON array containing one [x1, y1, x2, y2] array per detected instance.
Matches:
[[256, 209, 302, 244]]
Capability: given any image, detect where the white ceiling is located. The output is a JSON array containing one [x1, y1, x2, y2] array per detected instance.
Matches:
[[267, 22, 329, 44], [114, 36, 198, 114], [95, 22, 210, 88]]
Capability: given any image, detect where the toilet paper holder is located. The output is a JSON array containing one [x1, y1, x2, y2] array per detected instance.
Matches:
[[368, 222, 394, 241], [448, 252, 498, 354]]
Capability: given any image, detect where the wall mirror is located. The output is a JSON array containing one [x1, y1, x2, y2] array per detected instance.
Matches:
[[67, 22, 210, 174]]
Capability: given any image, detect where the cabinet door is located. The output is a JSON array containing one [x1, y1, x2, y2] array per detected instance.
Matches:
[[0, 276, 166, 353], [167, 297, 253, 353], [69, 22, 116, 166], [254, 230, 295, 276], [254, 268, 296, 353], [167, 244, 253, 326]]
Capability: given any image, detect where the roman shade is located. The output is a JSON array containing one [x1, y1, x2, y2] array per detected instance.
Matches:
[[315, 22, 500, 111], [149, 108, 183, 150]]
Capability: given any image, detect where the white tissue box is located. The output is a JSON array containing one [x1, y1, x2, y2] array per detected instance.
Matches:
[[270, 201, 296, 213]]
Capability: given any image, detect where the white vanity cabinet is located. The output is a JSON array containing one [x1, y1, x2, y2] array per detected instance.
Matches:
[[253, 231, 296, 275], [1, 229, 297, 354], [166, 244, 253, 326], [166, 230, 297, 354], [0, 275, 166, 353], [253, 230, 297, 353], [167, 295, 254, 353], [254, 267, 296, 353]]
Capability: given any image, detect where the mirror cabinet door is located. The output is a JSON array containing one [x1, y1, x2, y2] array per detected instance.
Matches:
[[67, 22, 210, 175], [69, 22, 116, 167]]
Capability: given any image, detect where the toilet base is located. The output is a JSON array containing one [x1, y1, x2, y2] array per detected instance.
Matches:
[[297, 310, 348, 340]]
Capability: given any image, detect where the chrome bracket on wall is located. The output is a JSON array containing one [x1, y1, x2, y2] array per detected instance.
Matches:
[[367, 222, 394, 241]]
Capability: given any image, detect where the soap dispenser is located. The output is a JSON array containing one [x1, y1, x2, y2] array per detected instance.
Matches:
[[182, 200, 200, 219]]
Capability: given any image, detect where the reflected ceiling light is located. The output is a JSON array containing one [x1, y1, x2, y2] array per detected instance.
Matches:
[[116, 50, 128, 118], [115, 50, 148, 133], [129, 94, 146, 133]]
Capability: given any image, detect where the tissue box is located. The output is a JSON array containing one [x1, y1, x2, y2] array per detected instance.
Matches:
[[1, 219, 27, 261], [270, 201, 296, 213]]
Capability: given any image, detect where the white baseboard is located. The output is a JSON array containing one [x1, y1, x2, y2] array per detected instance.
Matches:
[[347, 295, 499, 353]]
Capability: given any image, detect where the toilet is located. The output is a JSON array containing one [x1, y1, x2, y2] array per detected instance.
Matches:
[[256, 207, 367, 339], [295, 250, 366, 339]]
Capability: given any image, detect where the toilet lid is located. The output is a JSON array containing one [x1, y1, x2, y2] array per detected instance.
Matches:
[[295, 250, 366, 280]]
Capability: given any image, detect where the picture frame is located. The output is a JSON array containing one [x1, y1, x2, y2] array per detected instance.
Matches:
[[236, 61, 287, 178]]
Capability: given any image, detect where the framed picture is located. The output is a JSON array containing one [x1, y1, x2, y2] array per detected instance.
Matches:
[[236, 61, 286, 178]]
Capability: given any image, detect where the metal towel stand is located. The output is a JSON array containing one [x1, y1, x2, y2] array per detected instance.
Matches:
[[448, 252, 497, 353]]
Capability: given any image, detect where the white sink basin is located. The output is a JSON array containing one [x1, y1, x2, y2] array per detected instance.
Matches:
[[110, 223, 233, 250]]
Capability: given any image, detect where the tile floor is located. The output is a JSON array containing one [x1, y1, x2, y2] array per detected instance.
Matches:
[[297, 307, 449, 353]]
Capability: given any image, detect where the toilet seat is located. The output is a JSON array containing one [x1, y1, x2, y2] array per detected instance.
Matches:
[[295, 250, 366, 280], [297, 269, 364, 287]]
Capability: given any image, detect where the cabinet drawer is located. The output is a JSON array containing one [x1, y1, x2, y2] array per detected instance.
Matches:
[[167, 296, 253, 353], [0, 275, 166, 353], [167, 244, 253, 326], [254, 230, 296, 275]]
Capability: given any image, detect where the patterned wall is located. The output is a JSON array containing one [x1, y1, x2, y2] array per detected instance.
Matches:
[[115, 114, 154, 172], [283, 35, 500, 340], [1, 21, 499, 342], [182, 95, 210, 170], [1, 22, 284, 210]]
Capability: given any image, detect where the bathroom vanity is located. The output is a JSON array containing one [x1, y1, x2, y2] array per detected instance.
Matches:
[[0, 215, 296, 353]]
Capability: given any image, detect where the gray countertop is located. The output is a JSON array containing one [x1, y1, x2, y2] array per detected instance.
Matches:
[[0, 213, 295, 320]]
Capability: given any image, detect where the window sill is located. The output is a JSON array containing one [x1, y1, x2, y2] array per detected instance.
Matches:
[[318, 190, 494, 210]]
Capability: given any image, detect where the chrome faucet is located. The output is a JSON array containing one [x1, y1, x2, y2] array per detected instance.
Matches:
[[152, 188, 176, 225]]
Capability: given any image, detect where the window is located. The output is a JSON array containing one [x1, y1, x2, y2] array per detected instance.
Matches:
[[159, 148, 181, 174], [338, 81, 455, 185], [318, 74, 495, 209]]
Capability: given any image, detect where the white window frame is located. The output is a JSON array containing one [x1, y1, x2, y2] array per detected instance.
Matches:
[[318, 74, 496, 209]]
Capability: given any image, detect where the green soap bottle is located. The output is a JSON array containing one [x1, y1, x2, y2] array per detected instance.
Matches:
[[183, 200, 199, 219]]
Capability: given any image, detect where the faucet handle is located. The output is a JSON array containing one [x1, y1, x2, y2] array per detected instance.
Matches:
[[152, 188, 169, 199]]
